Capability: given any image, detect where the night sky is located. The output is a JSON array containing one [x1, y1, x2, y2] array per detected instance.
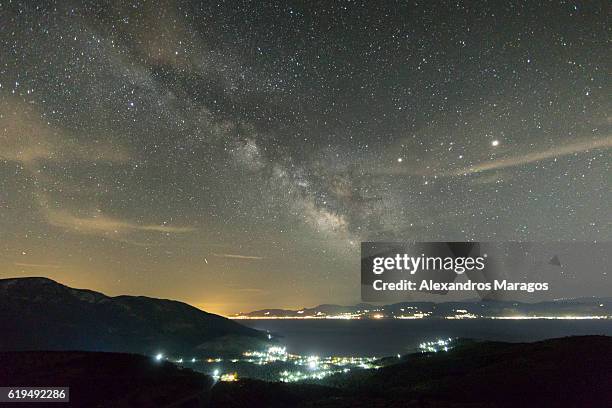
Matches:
[[1, 1, 610, 314]]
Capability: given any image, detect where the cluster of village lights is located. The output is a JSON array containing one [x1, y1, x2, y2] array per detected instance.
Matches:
[[153, 337, 456, 383]]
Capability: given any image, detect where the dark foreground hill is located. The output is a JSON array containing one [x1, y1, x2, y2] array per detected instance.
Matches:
[[0, 351, 213, 407], [0, 336, 609, 407], [0, 277, 266, 356]]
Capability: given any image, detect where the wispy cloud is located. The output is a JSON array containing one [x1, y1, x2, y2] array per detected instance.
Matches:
[[447, 136, 612, 176], [44, 209, 195, 235], [13, 262, 61, 269], [0, 98, 194, 240], [211, 253, 264, 260], [0, 97, 130, 167], [232, 288, 268, 293]]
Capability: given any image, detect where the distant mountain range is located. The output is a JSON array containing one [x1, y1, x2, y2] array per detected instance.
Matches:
[[0, 277, 267, 356], [233, 298, 612, 319]]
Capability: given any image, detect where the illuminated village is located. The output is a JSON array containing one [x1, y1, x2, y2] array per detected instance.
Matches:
[[154, 338, 456, 383]]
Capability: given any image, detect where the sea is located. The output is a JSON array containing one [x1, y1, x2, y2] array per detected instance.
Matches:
[[240, 319, 612, 357]]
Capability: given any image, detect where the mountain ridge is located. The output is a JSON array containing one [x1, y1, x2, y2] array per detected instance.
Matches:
[[0, 277, 267, 356]]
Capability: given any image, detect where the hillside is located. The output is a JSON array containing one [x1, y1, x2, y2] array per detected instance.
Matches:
[[0, 277, 267, 356], [0, 351, 212, 407]]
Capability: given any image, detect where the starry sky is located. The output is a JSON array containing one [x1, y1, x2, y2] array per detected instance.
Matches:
[[1, 1, 610, 314]]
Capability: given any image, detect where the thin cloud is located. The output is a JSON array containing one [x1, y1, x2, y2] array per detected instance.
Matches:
[[45, 209, 195, 235], [232, 288, 268, 293], [14, 262, 61, 269], [211, 253, 264, 260], [447, 136, 612, 176], [0, 97, 129, 166]]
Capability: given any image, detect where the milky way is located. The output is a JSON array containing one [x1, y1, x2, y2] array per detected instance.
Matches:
[[1, 1, 609, 313]]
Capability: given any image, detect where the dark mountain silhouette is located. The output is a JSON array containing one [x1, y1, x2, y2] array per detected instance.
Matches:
[[0, 277, 267, 356]]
